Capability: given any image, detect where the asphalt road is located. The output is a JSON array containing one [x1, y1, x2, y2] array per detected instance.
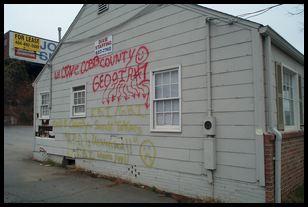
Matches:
[[4, 126, 176, 203]]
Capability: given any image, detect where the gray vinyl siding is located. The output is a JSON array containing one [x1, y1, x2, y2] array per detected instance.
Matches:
[[34, 4, 266, 202]]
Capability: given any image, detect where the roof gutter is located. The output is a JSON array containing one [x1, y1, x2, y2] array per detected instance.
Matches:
[[261, 27, 282, 203], [259, 26, 304, 65]]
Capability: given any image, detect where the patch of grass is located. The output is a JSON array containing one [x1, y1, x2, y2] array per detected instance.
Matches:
[[151, 186, 158, 192], [283, 185, 304, 203]]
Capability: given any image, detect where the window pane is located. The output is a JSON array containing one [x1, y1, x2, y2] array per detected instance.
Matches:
[[164, 113, 172, 125], [163, 72, 170, 84], [81, 97, 85, 104], [283, 73, 287, 85], [172, 112, 179, 125], [156, 101, 163, 112], [171, 70, 178, 84], [73, 85, 85, 91], [171, 84, 178, 97], [172, 100, 179, 111], [74, 106, 79, 113], [80, 105, 85, 112], [74, 93, 77, 99], [157, 113, 164, 125], [42, 106, 49, 116], [163, 85, 170, 98], [155, 86, 162, 99], [42, 95, 46, 104], [289, 87, 293, 98], [283, 99, 294, 126], [164, 100, 171, 112], [155, 73, 162, 86], [283, 86, 288, 98]]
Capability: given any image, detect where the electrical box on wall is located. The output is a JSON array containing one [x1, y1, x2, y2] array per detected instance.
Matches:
[[204, 137, 216, 170], [203, 116, 216, 136]]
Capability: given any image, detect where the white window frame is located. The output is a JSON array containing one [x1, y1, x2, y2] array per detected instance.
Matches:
[[150, 65, 181, 132], [70, 84, 86, 118], [39, 91, 50, 119], [281, 64, 300, 131]]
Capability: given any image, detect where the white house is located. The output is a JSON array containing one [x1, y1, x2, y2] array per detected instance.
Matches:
[[32, 4, 304, 203]]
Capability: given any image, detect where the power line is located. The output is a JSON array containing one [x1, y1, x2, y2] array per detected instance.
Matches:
[[237, 4, 283, 19]]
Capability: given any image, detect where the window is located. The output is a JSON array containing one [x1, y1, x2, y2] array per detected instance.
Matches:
[[275, 62, 302, 131], [98, 4, 109, 15], [282, 69, 295, 127], [40, 92, 50, 119], [151, 65, 181, 132], [71, 85, 86, 118], [298, 75, 304, 128]]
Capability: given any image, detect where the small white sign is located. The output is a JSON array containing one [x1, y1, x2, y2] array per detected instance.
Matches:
[[95, 35, 112, 56]]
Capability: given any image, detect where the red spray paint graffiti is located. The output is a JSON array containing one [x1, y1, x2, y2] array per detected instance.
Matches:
[[53, 45, 150, 109], [92, 46, 150, 109], [53, 46, 147, 80]]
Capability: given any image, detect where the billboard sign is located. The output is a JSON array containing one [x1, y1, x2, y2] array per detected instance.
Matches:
[[13, 33, 40, 52], [8, 31, 58, 64]]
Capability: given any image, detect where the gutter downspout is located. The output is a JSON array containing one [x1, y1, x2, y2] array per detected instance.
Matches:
[[48, 63, 52, 112], [32, 82, 37, 152], [260, 27, 282, 203], [273, 128, 282, 203], [206, 18, 212, 118], [205, 17, 215, 198]]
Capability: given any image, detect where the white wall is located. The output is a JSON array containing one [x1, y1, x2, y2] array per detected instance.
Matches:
[[34, 4, 267, 202]]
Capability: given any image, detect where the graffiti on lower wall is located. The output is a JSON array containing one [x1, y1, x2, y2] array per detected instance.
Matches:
[[90, 104, 145, 118], [64, 133, 156, 167], [51, 117, 143, 135]]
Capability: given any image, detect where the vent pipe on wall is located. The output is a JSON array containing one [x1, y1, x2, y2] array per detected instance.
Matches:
[[58, 27, 62, 42]]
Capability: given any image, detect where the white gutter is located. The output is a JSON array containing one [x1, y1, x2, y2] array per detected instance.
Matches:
[[48, 63, 52, 111], [32, 82, 37, 152], [273, 128, 282, 203], [259, 26, 304, 65], [206, 17, 212, 118], [205, 17, 215, 198], [260, 27, 282, 203]]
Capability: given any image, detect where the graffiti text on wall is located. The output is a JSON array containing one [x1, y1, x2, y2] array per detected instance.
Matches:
[[53, 45, 148, 80], [64, 134, 156, 167], [53, 45, 150, 109], [92, 45, 149, 109], [52, 117, 143, 135]]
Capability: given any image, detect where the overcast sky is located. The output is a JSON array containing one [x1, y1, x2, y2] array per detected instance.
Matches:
[[4, 4, 304, 54]]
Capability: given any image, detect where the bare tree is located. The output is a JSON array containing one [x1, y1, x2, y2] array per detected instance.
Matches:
[[288, 4, 304, 32]]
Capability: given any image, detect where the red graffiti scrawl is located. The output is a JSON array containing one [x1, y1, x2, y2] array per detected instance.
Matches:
[[92, 45, 150, 109]]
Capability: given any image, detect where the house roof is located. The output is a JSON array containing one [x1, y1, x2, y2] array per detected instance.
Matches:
[[33, 4, 304, 85]]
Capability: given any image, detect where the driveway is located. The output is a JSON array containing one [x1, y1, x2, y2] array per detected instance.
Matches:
[[4, 126, 177, 203]]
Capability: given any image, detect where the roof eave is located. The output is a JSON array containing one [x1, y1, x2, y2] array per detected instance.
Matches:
[[259, 25, 304, 65]]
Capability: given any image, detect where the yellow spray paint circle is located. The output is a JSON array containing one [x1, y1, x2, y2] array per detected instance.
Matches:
[[139, 140, 156, 168]]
